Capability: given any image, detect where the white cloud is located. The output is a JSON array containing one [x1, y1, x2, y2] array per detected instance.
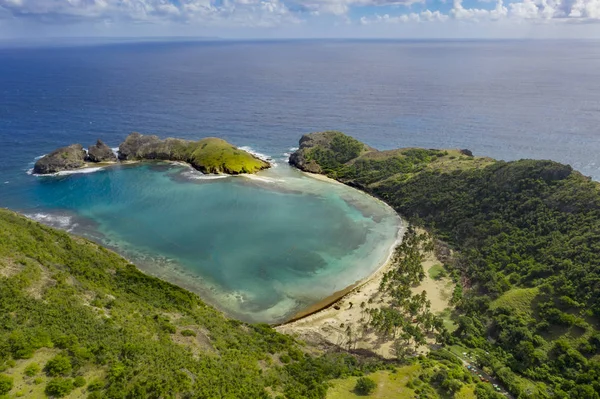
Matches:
[[360, 9, 448, 23], [361, 0, 600, 25], [0, 0, 301, 26], [2, 0, 600, 32], [293, 0, 424, 16], [570, 0, 600, 17], [451, 0, 507, 21]]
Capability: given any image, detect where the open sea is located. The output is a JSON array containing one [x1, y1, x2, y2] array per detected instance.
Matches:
[[1, 39, 599, 323]]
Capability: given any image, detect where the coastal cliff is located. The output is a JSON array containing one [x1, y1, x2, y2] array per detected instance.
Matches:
[[33, 133, 270, 175], [117, 132, 269, 174], [32, 144, 88, 174], [289, 131, 373, 175], [289, 131, 600, 398]]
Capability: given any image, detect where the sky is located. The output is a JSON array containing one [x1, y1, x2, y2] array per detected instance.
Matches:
[[1, 0, 600, 38]]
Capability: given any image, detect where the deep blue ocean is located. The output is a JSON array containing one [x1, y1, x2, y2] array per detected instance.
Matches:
[[1, 40, 599, 322]]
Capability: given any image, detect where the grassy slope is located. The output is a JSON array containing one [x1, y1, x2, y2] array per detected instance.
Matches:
[[189, 138, 268, 174], [291, 131, 600, 398], [327, 361, 488, 399], [122, 133, 269, 174], [326, 366, 420, 399], [489, 288, 540, 317], [0, 209, 369, 398]]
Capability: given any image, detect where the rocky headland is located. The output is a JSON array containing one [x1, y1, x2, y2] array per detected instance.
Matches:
[[34, 133, 270, 175], [33, 144, 89, 174]]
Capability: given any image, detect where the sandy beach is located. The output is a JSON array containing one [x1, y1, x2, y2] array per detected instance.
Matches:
[[277, 175, 454, 357], [277, 249, 454, 358], [275, 171, 406, 324]]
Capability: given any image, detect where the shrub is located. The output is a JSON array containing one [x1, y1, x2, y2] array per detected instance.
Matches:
[[73, 376, 86, 388], [355, 376, 377, 395], [45, 378, 74, 397], [87, 378, 105, 391], [180, 329, 196, 337], [0, 374, 14, 395], [24, 362, 41, 377], [45, 355, 72, 377], [288, 348, 303, 361], [160, 322, 176, 334], [279, 354, 291, 364]]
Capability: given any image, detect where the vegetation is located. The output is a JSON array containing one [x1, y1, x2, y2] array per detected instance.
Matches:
[[0, 374, 13, 394], [292, 131, 600, 398], [360, 229, 449, 358], [44, 377, 74, 397], [428, 264, 446, 280], [0, 209, 382, 398], [118, 132, 270, 174], [355, 376, 377, 395], [44, 355, 72, 377], [24, 362, 40, 377]]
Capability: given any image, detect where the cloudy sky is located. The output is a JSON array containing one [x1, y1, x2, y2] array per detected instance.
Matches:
[[1, 0, 600, 38]]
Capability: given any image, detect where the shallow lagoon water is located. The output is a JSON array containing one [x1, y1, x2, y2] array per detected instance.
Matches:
[[23, 162, 401, 323]]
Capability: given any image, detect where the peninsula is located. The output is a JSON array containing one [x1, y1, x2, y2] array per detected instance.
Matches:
[[2, 130, 599, 398], [33, 132, 270, 175], [288, 130, 600, 399]]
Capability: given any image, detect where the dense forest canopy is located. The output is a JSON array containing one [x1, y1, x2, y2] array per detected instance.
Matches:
[[290, 131, 600, 398]]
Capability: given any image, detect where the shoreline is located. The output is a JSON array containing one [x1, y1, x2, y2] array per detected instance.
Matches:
[[277, 170, 406, 327]]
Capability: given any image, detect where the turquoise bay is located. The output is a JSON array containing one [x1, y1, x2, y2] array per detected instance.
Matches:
[[23, 162, 401, 323]]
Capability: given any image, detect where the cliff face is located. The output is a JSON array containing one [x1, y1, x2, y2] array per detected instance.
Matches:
[[289, 131, 372, 175], [33, 144, 87, 174], [33, 133, 270, 175], [118, 132, 270, 174], [87, 139, 117, 163]]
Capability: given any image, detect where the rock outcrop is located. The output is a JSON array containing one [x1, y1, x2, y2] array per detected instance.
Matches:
[[289, 131, 372, 174], [33, 144, 87, 174], [117, 132, 167, 160], [87, 140, 117, 163], [32, 132, 270, 175]]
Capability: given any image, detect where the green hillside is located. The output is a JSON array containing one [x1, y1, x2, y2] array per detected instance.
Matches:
[[290, 131, 600, 398], [0, 209, 382, 398], [118, 133, 270, 174]]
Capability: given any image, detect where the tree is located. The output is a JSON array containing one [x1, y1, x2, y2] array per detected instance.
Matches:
[[0, 374, 13, 395], [45, 355, 72, 377], [569, 385, 600, 399], [45, 378, 74, 398], [355, 376, 377, 395]]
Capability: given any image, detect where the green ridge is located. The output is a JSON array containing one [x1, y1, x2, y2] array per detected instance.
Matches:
[[290, 131, 600, 399], [118, 133, 270, 174], [0, 209, 380, 398]]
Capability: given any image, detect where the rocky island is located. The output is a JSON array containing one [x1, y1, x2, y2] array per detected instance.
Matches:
[[33, 133, 270, 175]]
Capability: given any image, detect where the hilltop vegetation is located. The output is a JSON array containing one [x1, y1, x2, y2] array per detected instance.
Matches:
[[290, 131, 600, 398], [118, 132, 270, 174]]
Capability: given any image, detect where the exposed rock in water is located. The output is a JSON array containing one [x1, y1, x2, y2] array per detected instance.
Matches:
[[87, 140, 117, 163], [33, 144, 87, 174], [117, 132, 164, 161], [289, 151, 322, 174]]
